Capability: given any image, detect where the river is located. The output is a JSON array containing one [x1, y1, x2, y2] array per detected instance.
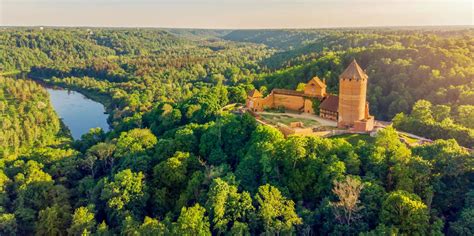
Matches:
[[46, 87, 110, 140], [7, 72, 110, 140]]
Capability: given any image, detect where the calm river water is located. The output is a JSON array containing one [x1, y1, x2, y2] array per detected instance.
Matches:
[[46, 87, 110, 140], [9, 72, 109, 139]]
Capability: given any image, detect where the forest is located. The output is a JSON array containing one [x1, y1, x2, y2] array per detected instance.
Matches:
[[0, 27, 473, 235]]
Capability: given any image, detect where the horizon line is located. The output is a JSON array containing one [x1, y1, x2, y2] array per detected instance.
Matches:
[[1, 24, 473, 31]]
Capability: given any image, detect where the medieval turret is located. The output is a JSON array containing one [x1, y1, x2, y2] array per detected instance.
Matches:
[[337, 60, 372, 130]]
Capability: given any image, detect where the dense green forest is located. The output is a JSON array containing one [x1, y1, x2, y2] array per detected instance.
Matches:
[[0, 77, 63, 157], [0, 27, 473, 235]]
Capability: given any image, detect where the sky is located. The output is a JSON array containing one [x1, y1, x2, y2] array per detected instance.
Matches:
[[1, 0, 472, 28]]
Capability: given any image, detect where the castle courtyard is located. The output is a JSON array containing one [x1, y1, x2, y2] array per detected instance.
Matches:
[[258, 111, 337, 128]]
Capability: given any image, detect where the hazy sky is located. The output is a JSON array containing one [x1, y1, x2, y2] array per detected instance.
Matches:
[[1, 0, 472, 28]]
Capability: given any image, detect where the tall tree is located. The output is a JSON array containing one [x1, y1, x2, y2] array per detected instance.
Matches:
[[68, 206, 96, 236], [101, 169, 148, 219], [115, 128, 157, 158], [380, 190, 429, 235], [174, 204, 211, 236], [255, 184, 302, 234], [206, 178, 254, 234], [0, 213, 17, 235], [35, 204, 71, 236], [330, 176, 365, 226]]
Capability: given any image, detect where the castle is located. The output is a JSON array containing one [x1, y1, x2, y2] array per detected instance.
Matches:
[[246, 60, 374, 132]]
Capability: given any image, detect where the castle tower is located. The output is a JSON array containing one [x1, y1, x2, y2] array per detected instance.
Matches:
[[338, 59, 370, 129]]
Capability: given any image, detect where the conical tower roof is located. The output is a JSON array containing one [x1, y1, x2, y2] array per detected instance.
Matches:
[[340, 59, 368, 80]]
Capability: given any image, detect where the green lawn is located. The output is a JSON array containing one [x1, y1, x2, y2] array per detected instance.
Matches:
[[260, 114, 320, 127]]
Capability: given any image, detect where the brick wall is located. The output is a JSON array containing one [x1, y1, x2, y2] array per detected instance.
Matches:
[[303, 99, 314, 113], [338, 78, 367, 127], [272, 93, 305, 111]]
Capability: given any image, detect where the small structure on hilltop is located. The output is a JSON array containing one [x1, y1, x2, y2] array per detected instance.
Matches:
[[246, 59, 374, 132]]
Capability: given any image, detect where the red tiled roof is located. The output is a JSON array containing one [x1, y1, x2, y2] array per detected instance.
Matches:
[[320, 95, 339, 112]]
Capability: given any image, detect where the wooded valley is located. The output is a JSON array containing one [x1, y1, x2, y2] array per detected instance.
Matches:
[[0, 27, 473, 235]]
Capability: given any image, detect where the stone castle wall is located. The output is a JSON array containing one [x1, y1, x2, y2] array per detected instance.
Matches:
[[354, 118, 375, 132], [272, 93, 305, 111], [260, 94, 274, 109], [246, 94, 274, 111], [247, 92, 313, 114]]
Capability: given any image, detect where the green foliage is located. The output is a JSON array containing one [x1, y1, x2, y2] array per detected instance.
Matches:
[[206, 178, 254, 234], [115, 128, 157, 158], [151, 151, 201, 215], [96, 221, 111, 236], [35, 204, 71, 236], [450, 208, 474, 235], [360, 224, 399, 236], [145, 103, 183, 135], [0, 213, 17, 235], [380, 190, 430, 235], [359, 181, 386, 230], [456, 105, 474, 129], [138, 216, 168, 236], [235, 125, 284, 192], [153, 152, 193, 188], [68, 206, 96, 236], [448, 190, 474, 235], [174, 204, 211, 236], [367, 126, 413, 190], [411, 100, 434, 122], [393, 100, 474, 147], [73, 128, 106, 153], [101, 169, 148, 218], [255, 184, 302, 234], [312, 98, 321, 115], [0, 77, 61, 158]]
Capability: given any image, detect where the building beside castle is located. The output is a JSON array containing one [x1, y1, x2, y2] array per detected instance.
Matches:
[[246, 59, 374, 132]]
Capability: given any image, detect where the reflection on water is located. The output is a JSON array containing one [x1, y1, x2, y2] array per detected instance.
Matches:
[[46, 88, 110, 140]]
